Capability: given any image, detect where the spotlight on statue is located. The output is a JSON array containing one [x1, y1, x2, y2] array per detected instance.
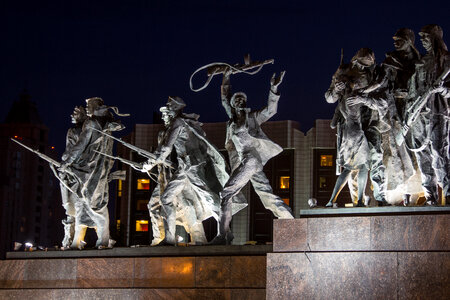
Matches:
[[308, 198, 317, 208], [14, 242, 22, 251], [24, 242, 33, 251]]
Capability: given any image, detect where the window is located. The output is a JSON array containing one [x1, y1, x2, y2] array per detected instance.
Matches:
[[116, 220, 121, 231], [117, 180, 123, 197], [279, 176, 290, 189], [320, 155, 333, 167], [282, 198, 290, 205], [136, 220, 149, 232], [136, 199, 148, 211], [137, 178, 150, 190], [319, 176, 327, 189]]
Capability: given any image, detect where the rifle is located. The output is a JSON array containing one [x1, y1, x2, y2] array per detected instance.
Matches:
[[11, 138, 77, 194], [89, 127, 173, 169], [94, 150, 143, 171], [402, 67, 450, 136], [94, 150, 159, 183], [190, 54, 274, 92]]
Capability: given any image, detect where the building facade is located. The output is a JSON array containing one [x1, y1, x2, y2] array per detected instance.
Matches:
[[0, 91, 62, 257]]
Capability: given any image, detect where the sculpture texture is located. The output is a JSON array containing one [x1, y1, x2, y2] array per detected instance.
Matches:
[[59, 106, 87, 248], [325, 48, 389, 207], [211, 68, 294, 245], [60, 97, 126, 249], [142, 96, 247, 246], [404, 24, 450, 205]]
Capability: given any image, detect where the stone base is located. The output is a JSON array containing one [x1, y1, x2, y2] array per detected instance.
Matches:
[[0, 246, 268, 300], [267, 211, 450, 299]]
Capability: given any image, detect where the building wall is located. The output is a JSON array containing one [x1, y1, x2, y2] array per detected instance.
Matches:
[[0, 123, 62, 257]]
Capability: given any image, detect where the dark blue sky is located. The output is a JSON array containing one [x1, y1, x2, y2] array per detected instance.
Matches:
[[1, 0, 449, 151]]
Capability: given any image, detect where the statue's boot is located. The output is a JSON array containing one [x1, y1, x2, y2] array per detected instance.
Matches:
[[61, 218, 75, 248], [71, 225, 87, 249], [325, 200, 334, 207], [209, 231, 234, 246], [355, 200, 365, 207], [95, 220, 110, 249], [189, 222, 208, 245]]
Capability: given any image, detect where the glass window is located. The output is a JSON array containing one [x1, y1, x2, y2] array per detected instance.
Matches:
[[116, 220, 121, 231], [319, 176, 327, 189], [117, 180, 122, 197], [282, 198, 290, 205], [136, 199, 148, 211], [137, 178, 150, 190], [280, 176, 290, 189], [136, 220, 149, 232], [320, 155, 333, 167]]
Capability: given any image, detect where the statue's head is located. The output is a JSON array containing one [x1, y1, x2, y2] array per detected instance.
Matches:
[[85, 97, 104, 117], [419, 24, 447, 53], [160, 96, 185, 126], [230, 92, 247, 109], [351, 48, 375, 70], [71, 106, 87, 124], [393, 28, 415, 51]]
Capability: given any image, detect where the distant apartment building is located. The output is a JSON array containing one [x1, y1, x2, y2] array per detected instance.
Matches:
[[113, 119, 350, 246], [0, 91, 62, 257]]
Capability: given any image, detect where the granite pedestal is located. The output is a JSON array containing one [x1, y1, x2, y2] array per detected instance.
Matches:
[[267, 207, 450, 300], [0, 245, 269, 299]]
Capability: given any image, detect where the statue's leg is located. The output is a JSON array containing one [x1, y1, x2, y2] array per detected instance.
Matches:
[[160, 172, 187, 245], [415, 148, 439, 203], [356, 167, 369, 206], [62, 216, 75, 248], [429, 115, 449, 204], [92, 206, 110, 248], [347, 170, 359, 204], [367, 129, 387, 204], [219, 156, 259, 235], [71, 225, 87, 249], [250, 170, 293, 219], [190, 222, 207, 245], [148, 186, 164, 246], [326, 169, 351, 207]]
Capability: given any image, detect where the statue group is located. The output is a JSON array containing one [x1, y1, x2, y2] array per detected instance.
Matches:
[[325, 24, 449, 207], [48, 60, 294, 249], [14, 24, 448, 249]]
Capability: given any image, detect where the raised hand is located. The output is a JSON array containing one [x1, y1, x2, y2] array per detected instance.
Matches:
[[270, 71, 286, 93]]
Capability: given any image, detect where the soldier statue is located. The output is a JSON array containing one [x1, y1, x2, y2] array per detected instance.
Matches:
[[59, 97, 127, 249], [405, 24, 450, 205]]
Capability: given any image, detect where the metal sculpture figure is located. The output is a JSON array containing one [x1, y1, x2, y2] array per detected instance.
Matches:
[[325, 48, 389, 207], [404, 24, 450, 205], [141, 96, 247, 245], [210, 67, 294, 245], [59, 97, 128, 249]]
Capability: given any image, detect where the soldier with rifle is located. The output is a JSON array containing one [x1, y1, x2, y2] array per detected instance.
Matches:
[[404, 24, 450, 205], [58, 97, 128, 249]]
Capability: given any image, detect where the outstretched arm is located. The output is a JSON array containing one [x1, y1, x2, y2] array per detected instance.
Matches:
[[254, 71, 286, 124], [221, 68, 233, 118]]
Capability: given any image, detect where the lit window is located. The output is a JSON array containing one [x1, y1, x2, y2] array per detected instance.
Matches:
[[117, 180, 123, 197], [137, 178, 150, 190], [116, 220, 121, 231], [282, 198, 290, 205], [320, 155, 333, 167], [319, 176, 327, 189], [280, 176, 290, 189], [136, 199, 148, 211], [136, 220, 149, 232]]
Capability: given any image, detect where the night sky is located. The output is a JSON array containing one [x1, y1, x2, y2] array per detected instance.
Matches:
[[1, 0, 449, 152]]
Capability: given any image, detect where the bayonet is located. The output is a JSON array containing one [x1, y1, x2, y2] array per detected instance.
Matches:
[[94, 150, 144, 171], [11, 138, 78, 194], [89, 127, 173, 169]]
